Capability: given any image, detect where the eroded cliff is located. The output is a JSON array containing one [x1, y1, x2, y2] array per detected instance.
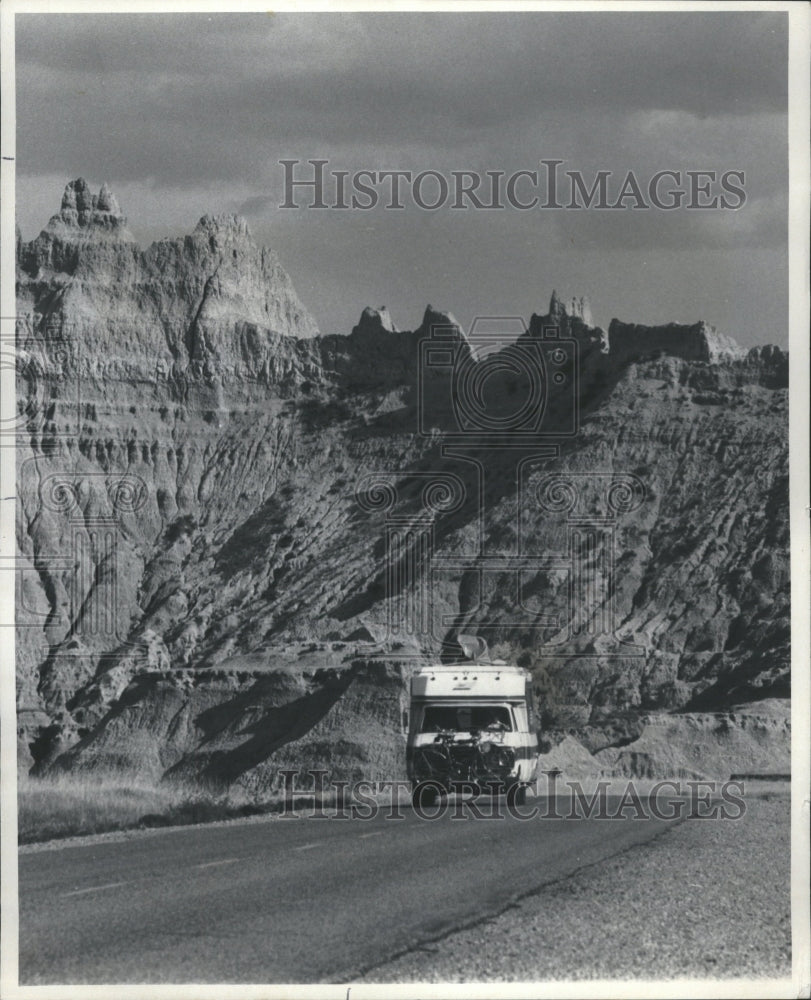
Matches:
[[15, 181, 790, 787]]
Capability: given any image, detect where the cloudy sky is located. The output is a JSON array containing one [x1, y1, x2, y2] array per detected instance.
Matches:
[[15, 11, 788, 346]]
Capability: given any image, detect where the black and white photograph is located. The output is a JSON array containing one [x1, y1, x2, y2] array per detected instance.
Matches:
[[1, 2, 809, 996]]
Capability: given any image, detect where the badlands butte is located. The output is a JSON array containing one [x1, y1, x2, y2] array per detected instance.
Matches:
[[15, 179, 790, 792]]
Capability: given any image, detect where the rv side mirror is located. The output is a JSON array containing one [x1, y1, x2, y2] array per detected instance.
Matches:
[[402, 708, 409, 734]]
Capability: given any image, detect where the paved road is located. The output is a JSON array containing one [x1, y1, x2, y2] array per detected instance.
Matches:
[[19, 795, 680, 983]]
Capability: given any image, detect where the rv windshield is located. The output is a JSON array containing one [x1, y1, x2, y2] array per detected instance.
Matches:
[[420, 704, 513, 733]]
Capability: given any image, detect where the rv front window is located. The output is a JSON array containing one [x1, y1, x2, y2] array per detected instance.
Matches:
[[420, 704, 513, 733]]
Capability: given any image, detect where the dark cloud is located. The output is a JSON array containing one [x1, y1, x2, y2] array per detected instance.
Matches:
[[14, 11, 789, 347], [17, 12, 787, 185], [18, 13, 787, 113]]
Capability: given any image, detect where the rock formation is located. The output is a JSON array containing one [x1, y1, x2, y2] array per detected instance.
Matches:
[[352, 306, 398, 335], [608, 318, 748, 367], [14, 180, 790, 789], [549, 289, 593, 328], [44, 178, 134, 239]]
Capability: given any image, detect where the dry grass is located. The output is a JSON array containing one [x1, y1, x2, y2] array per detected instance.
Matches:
[[17, 775, 179, 844], [16, 775, 348, 844]]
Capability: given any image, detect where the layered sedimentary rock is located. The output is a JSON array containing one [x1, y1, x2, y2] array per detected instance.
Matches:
[[15, 181, 790, 786], [608, 318, 748, 366]]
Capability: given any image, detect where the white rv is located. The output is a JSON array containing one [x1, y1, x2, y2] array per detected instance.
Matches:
[[406, 638, 539, 806]]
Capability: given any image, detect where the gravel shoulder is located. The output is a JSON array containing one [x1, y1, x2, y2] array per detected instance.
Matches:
[[360, 789, 791, 982]]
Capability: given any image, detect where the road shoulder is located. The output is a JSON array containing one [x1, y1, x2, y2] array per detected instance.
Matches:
[[359, 790, 791, 982]]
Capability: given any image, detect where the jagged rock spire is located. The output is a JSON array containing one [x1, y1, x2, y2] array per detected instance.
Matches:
[[418, 304, 465, 338], [47, 178, 133, 239], [353, 306, 398, 335], [549, 290, 592, 326], [194, 213, 252, 241]]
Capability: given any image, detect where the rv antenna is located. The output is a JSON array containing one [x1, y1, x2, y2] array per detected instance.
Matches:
[[456, 634, 489, 663]]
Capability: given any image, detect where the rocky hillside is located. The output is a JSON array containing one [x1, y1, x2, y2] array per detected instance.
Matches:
[[15, 180, 790, 788]]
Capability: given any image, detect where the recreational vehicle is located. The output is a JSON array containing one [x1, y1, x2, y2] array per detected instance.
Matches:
[[406, 637, 539, 807]]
